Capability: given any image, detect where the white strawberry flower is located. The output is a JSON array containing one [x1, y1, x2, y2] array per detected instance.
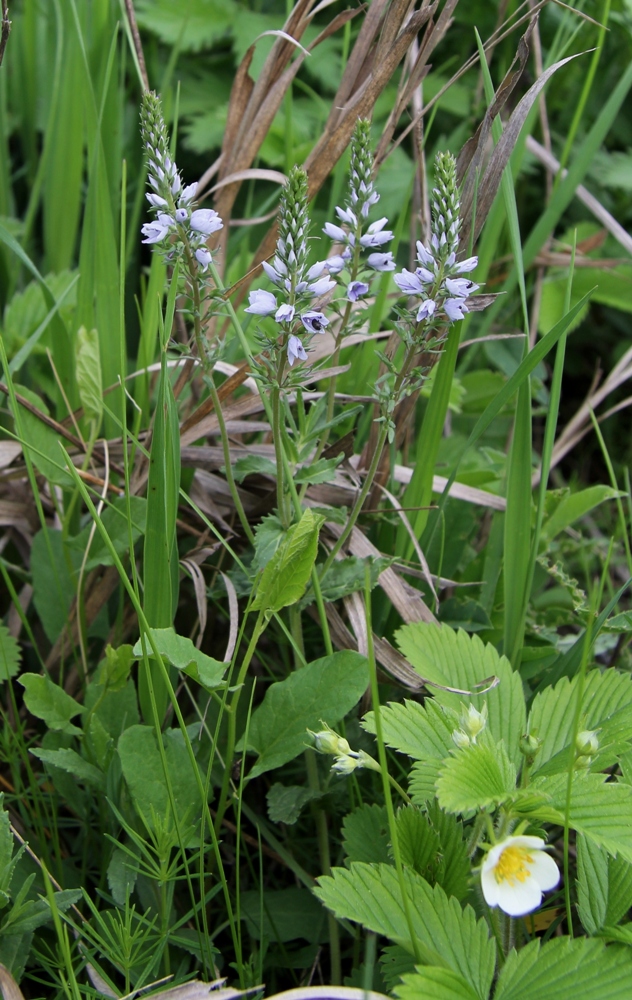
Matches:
[[481, 836, 560, 917]]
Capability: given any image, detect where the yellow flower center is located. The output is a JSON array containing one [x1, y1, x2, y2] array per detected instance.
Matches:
[[495, 846, 534, 885]]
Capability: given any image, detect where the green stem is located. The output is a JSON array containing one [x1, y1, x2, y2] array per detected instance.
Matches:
[[305, 748, 341, 983], [214, 612, 266, 833]]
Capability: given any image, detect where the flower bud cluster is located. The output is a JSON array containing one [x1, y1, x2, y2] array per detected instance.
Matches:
[[452, 702, 488, 749], [575, 728, 599, 768], [322, 119, 395, 306], [245, 165, 335, 367], [140, 91, 223, 272], [309, 723, 381, 776], [393, 151, 480, 327]]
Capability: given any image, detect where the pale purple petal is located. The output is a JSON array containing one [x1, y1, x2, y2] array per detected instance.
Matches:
[[416, 241, 435, 266], [190, 209, 223, 236], [367, 217, 389, 235], [416, 266, 434, 283], [454, 255, 478, 273], [324, 222, 347, 242], [141, 221, 170, 244], [146, 193, 168, 208], [301, 311, 329, 335], [445, 277, 479, 297], [195, 247, 212, 271], [444, 297, 468, 322], [275, 303, 295, 323], [287, 335, 308, 366], [262, 260, 283, 285], [335, 206, 357, 226], [367, 252, 395, 272], [394, 269, 424, 295], [307, 260, 327, 280], [175, 208, 188, 223], [308, 276, 336, 296], [179, 183, 198, 205], [416, 299, 436, 321], [244, 289, 277, 316], [347, 281, 369, 302], [325, 255, 347, 274], [359, 229, 393, 248]]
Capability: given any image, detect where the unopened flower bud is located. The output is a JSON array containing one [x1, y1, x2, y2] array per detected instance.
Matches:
[[309, 723, 350, 757], [519, 733, 542, 761], [460, 703, 487, 742], [576, 730, 599, 758], [452, 729, 471, 750]]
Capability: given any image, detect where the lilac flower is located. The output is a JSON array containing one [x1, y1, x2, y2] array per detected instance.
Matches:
[[301, 311, 329, 335], [445, 277, 479, 297], [195, 247, 212, 271], [288, 335, 308, 366], [416, 240, 436, 267], [367, 252, 395, 272], [146, 193, 168, 208], [359, 217, 393, 248], [308, 275, 336, 297], [141, 216, 172, 244], [245, 289, 278, 316], [444, 298, 468, 322], [416, 266, 435, 284], [180, 183, 198, 204], [394, 269, 424, 295], [335, 206, 358, 226], [175, 208, 188, 223], [275, 303, 295, 323], [262, 260, 284, 285], [417, 299, 436, 322], [347, 281, 369, 302], [307, 261, 328, 280], [325, 255, 347, 274], [190, 209, 223, 236], [453, 256, 479, 273], [323, 222, 347, 243]]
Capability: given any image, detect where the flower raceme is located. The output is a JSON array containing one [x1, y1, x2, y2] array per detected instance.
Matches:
[[140, 91, 223, 272], [481, 835, 560, 917]]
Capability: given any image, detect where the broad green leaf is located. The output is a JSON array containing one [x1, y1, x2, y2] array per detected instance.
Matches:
[[342, 804, 390, 865], [380, 945, 417, 994], [117, 725, 200, 835], [132, 627, 227, 689], [362, 698, 455, 761], [30, 528, 79, 644], [266, 784, 320, 826], [14, 385, 72, 486], [94, 644, 134, 692], [75, 325, 102, 425], [395, 967, 480, 1000], [0, 625, 21, 681], [530, 772, 632, 863], [69, 496, 147, 571], [304, 555, 392, 608], [18, 674, 85, 736], [493, 936, 632, 1000], [396, 806, 440, 875], [426, 802, 470, 902], [232, 454, 276, 482], [3, 888, 82, 936], [315, 863, 495, 999], [237, 650, 368, 779], [30, 748, 104, 790], [240, 887, 327, 944], [252, 514, 285, 572], [528, 669, 632, 776], [135, 0, 237, 52], [436, 739, 516, 814], [85, 678, 139, 741], [395, 624, 526, 767], [107, 848, 138, 907], [576, 834, 632, 934], [409, 759, 445, 807], [541, 486, 624, 542], [294, 455, 343, 485], [252, 508, 324, 615]]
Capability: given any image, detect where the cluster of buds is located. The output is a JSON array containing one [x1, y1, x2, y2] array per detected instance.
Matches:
[[244, 165, 335, 367], [140, 91, 223, 272], [309, 723, 381, 776], [323, 120, 395, 303], [575, 728, 599, 769], [452, 702, 488, 749], [393, 151, 479, 326]]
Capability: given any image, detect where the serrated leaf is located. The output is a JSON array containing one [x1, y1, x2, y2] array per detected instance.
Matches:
[[132, 627, 227, 689], [18, 674, 85, 735], [409, 759, 445, 807], [493, 936, 632, 1000], [540, 485, 624, 542], [426, 802, 471, 902], [252, 508, 324, 614], [305, 555, 393, 608], [252, 513, 284, 572], [294, 455, 344, 485], [436, 739, 516, 814], [232, 454, 276, 482], [266, 784, 320, 825], [30, 749, 104, 790], [529, 669, 632, 777], [0, 626, 21, 681], [342, 804, 390, 865], [395, 806, 440, 875], [394, 967, 480, 1000], [380, 944, 416, 993], [237, 651, 368, 779], [395, 624, 526, 768], [362, 699, 454, 761], [315, 863, 495, 999], [135, 0, 236, 52], [531, 771, 632, 862]]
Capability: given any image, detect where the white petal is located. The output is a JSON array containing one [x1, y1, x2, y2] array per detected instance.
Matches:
[[528, 850, 560, 892], [495, 877, 543, 917]]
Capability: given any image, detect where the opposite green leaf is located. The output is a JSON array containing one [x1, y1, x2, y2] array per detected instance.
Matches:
[[18, 674, 85, 736], [132, 627, 227, 689], [252, 508, 324, 614]]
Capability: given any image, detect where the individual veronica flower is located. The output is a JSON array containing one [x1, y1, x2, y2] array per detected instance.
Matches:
[[190, 209, 223, 236], [444, 298, 468, 323], [481, 836, 560, 917], [195, 248, 212, 271], [445, 277, 479, 298], [368, 252, 395, 271], [359, 217, 393, 248], [301, 311, 328, 335], [416, 299, 436, 322], [141, 217, 172, 244], [244, 289, 277, 316], [287, 334, 308, 366], [275, 303, 295, 323], [347, 281, 369, 302], [325, 254, 348, 274], [394, 269, 424, 295]]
